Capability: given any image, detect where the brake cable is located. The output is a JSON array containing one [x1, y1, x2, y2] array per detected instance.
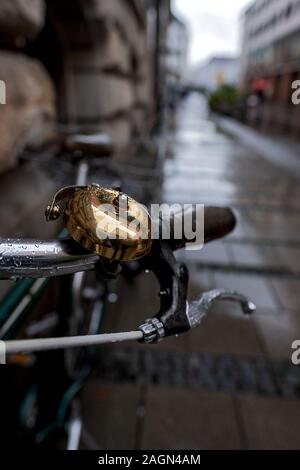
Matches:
[[0, 193, 256, 357], [2, 288, 255, 356], [3, 331, 143, 355]]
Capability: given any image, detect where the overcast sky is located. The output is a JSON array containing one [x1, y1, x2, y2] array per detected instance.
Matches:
[[173, 0, 252, 66]]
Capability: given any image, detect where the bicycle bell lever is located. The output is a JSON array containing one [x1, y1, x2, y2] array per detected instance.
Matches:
[[45, 185, 86, 221], [138, 241, 256, 344]]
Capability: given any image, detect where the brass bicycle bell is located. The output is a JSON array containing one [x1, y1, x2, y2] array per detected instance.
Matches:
[[45, 185, 153, 261]]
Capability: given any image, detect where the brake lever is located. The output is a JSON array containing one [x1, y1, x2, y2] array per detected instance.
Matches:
[[0, 246, 256, 355], [138, 241, 256, 344], [0, 237, 256, 356], [187, 289, 256, 329]]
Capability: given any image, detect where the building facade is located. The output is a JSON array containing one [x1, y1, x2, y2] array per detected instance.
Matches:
[[191, 56, 239, 93], [165, 13, 189, 87], [240, 0, 300, 133]]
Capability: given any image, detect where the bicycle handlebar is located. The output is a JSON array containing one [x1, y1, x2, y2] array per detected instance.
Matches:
[[0, 239, 99, 279], [0, 204, 253, 354], [0, 207, 236, 279]]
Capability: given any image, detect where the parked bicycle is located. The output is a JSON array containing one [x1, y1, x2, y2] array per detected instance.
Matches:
[[0, 132, 256, 448]]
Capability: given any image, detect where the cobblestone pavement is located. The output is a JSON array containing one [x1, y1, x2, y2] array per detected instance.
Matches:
[[82, 94, 300, 450]]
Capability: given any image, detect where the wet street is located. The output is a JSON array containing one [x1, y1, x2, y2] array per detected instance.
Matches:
[[82, 94, 300, 450]]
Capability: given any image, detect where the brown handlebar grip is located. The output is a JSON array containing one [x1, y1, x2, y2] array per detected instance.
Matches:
[[203, 206, 236, 243], [167, 206, 236, 250]]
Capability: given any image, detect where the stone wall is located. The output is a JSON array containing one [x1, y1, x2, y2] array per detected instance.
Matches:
[[52, 0, 156, 155], [0, 52, 56, 173], [0, 0, 171, 171], [0, 0, 56, 173], [0, 0, 45, 45]]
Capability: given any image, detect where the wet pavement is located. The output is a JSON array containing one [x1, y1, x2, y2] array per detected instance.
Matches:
[[82, 93, 300, 450]]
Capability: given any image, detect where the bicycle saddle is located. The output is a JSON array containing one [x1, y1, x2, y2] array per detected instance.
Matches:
[[64, 133, 114, 158]]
